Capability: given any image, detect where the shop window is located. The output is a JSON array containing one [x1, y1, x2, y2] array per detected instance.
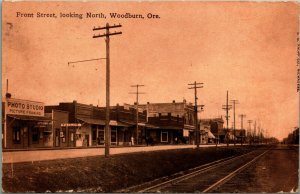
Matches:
[[32, 128, 39, 143], [111, 130, 117, 144], [13, 127, 21, 144], [98, 130, 105, 144], [161, 131, 168, 142]]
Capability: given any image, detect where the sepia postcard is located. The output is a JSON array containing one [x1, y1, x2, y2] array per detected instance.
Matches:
[[1, 1, 299, 193]]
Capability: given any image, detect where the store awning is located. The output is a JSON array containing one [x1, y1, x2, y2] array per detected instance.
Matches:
[[145, 124, 160, 129], [146, 125, 182, 130], [184, 124, 195, 130], [202, 128, 216, 139], [77, 117, 130, 127], [207, 131, 216, 139], [7, 115, 51, 122], [110, 120, 129, 127], [77, 117, 105, 125], [118, 120, 135, 126]]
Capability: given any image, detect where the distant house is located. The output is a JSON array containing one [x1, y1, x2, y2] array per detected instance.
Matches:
[[199, 118, 224, 144], [234, 129, 246, 143], [199, 119, 215, 144]]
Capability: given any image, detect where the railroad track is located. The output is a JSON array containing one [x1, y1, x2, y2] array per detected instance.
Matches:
[[124, 148, 271, 193]]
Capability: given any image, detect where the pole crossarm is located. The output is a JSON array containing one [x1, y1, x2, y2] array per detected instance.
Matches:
[[93, 32, 122, 38], [129, 92, 146, 94], [93, 24, 122, 39], [131, 84, 145, 86], [222, 105, 232, 109], [188, 82, 203, 85], [188, 86, 203, 89], [93, 24, 122, 31]]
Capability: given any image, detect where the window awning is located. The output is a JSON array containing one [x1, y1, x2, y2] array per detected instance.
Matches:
[[7, 115, 51, 122]]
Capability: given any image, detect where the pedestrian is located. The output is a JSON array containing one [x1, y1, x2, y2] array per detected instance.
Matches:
[[145, 137, 149, 146], [131, 136, 134, 146]]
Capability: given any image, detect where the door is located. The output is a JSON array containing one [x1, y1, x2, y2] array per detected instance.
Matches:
[[84, 134, 89, 147], [55, 128, 60, 147]]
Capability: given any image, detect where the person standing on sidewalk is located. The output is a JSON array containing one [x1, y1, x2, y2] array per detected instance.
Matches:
[[131, 136, 134, 146]]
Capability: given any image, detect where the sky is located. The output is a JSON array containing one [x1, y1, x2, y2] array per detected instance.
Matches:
[[2, 1, 299, 140]]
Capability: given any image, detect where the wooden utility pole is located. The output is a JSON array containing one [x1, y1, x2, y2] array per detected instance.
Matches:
[[4, 79, 9, 148], [247, 120, 253, 144], [222, 91, 232, 147], [93, 23, 122, 157], [129, 84, 145, 145], [239, 114, 246, 145], [188, 81, 203, 148], [230, 100, 239, 146], [253, 120, 257, 144]]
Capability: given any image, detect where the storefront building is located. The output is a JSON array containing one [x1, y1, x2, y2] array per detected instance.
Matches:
[[147, 114, 187, 144], [3, 97, 52, 149], [140, 100, 196, 144], [45, 101, 147, 147]]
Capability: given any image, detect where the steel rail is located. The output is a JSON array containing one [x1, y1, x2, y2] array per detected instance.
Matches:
[[202, 148, 271, 193], [137, 150, 258, 193], [118, 155, 235, 193]]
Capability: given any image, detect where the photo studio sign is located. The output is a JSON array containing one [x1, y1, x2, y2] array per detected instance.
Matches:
[[5, 98, 45, 117]]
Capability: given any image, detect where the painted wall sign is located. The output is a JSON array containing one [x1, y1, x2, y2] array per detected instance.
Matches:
[[61, 123, 82, 127], [5, 98, 45, 117]]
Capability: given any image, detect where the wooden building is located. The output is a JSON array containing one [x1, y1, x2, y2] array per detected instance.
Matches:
[[3, 97, 52, 149]]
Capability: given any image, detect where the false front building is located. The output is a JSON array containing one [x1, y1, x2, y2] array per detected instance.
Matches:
[[2, 97, 52, 149], [45, 101, 147, 147]]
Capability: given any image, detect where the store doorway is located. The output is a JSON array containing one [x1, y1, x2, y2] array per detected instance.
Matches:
[[55, 128, 60, 147]]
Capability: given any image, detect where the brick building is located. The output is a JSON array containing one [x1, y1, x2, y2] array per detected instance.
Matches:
[[140, 100, 196, 144]]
